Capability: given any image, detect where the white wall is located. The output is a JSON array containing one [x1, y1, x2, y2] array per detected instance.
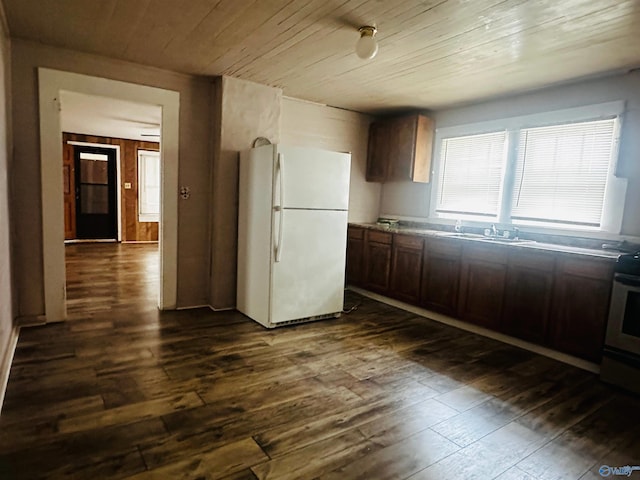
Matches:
[[209, 76, 282, 309], [379, 70, 640, 236], [281, 97, 380, 223]]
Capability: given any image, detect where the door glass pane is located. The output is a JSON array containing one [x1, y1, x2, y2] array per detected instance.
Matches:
[[622, 291, 640, 338], [80, 185, 109, 214], [80, 158, 108, 184]]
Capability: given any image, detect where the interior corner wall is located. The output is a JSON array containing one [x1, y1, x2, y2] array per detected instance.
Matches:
[[209, 76, 281, 310], [10, 39, 213, 314], [0, 14, 16, 406], [280, 97, 381, 223]]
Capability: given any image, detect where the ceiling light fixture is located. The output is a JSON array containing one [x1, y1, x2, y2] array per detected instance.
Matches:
[[356, 25, 378, 60]]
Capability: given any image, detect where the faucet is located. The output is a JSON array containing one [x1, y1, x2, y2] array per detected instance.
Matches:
[[491, 224, 498, 237]]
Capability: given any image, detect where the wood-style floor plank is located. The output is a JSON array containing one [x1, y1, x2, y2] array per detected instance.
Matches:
[[0, 243, 638, 480]]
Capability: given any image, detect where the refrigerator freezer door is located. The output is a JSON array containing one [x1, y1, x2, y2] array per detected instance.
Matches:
[[276, 145, 350, 210], [271, 209, 347, 324]]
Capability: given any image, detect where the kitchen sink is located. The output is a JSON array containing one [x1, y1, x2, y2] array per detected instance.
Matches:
[[442, 232, 485, 239], [442, 232, 535, 244], [481, 237, 535, 244]]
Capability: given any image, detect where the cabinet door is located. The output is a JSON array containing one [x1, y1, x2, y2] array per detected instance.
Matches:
[[421, 238, 462, 316], [502, 251, 555, 344], [389, 234, 424, 304], [366, 122, 388, 182], [387, 115, 417, 181], [346, 227, 365, 286], [458, 245, 508, 329], [364, 231, 392, 294], [366, 114, 433, 183], [549, 257, 614, 362]]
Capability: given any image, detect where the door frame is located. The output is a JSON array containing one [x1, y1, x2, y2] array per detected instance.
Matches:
[[67, 141, 122, 241], [38, 68, 180, 320], [73, 145, 118, 240]]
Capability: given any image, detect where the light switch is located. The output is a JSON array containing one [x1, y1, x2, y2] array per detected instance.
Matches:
[[124, 182, 132, 189]]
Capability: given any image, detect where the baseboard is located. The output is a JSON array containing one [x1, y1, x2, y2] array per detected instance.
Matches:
[[0, 324, 20, 415], [348, 286, 600, 374], [15, 314, 47, 328], [208, 305, 235, 312], [174, 304, 235, 312], [175, 304, 211, 311]]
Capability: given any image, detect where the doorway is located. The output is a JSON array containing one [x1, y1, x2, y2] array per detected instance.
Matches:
[[39, 68, 180, 320], [73, 145, 118, 240]]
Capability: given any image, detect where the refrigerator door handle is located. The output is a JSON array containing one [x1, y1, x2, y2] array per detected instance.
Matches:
[[275, 153, 285, 263]]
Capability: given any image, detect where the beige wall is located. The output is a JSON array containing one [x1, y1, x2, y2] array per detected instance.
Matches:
[[281, 98, 380, 223], [11, 39, 213, 314], [0, 12, 14, 385], [209, 76, 282, 309], [380, 70, 640, 238]]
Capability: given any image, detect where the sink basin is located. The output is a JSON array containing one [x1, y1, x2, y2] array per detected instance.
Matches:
[[442, 232, 535, 244], [441, 232, 485, 239], [481, 237, 535, 244]]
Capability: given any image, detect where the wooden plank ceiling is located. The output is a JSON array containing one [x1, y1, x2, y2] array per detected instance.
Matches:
[[4, 0, 640, 113]]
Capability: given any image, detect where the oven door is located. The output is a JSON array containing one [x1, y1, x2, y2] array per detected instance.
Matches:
[[605, 273, 640, 354]]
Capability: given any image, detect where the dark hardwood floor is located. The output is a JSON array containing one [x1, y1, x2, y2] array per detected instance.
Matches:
[[1, 243, 639, 479]]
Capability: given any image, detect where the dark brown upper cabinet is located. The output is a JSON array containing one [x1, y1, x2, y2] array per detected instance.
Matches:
[[366, 113, 434, 183]]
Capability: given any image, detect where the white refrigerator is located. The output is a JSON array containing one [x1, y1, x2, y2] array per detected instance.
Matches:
[[237, 144, 351, 328]]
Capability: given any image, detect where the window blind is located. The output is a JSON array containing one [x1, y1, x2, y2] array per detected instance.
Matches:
[[436, 131, 507, 217], [511, 119, 616, 227]]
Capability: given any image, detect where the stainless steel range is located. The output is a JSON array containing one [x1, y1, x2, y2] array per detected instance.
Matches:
[[601, 251, 640, 394]]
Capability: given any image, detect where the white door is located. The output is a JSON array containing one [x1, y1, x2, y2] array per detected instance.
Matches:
[[276, 146, 350, 210], [271, 209, 347, 324]]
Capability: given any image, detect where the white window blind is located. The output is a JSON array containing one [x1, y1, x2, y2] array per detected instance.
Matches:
[[436, 131, 507, 218], [511, 119, 616, 228], [138, 150, 160, 223]]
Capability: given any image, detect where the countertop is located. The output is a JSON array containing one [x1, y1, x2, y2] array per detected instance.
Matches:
[[350, 222, 621, 260]]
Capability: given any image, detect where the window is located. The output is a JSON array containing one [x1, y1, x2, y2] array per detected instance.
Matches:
[[511, 120, 615, 228], [431, 103, 626, 233], [436, 131, 507, 218], [138, 150, 160, 223]]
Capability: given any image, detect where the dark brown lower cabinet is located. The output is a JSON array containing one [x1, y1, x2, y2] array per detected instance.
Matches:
[[501, 251, 555, 344], [549, 257, 613, 362], [458, 244, 508, 330], [345, 225, 616, 363], [346, 226, 365, 286], [364, 230, 392, 295], [389, 234, 424, 304], [420, 238, 462, 316]]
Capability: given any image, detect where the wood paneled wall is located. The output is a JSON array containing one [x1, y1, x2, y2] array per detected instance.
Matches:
[[63, 133, 160, 242]]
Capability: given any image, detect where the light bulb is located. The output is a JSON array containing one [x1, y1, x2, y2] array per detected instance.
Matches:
[[356, 26, 378, 60]]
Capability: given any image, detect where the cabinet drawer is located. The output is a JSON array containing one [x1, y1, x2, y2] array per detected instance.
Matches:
[[347, 227, 364, 240], [367, 230, 392, 244], [462, 244, 508, 264], [394, 234, 424, 249], [509, 250, 555, 271], [556, 256, 614, 280], [427, 238, 462, 257]]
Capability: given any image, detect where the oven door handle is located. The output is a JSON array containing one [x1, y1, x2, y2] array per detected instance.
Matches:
[[615, 273, 640, 288]]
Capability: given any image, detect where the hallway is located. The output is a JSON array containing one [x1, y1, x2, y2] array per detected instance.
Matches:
[[65, 243, 159, 319]]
